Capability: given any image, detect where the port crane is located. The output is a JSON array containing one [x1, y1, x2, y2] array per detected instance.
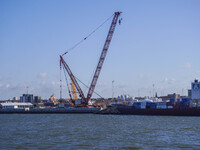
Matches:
[[60, 11, 121, 105]]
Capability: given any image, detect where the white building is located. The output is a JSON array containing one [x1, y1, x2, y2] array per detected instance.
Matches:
[[0, 102, 33, 109], [110, 95, 136, 105], [191, 79, 200, 100]]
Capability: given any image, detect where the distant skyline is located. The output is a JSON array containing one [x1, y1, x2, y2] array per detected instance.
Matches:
[[1, 0, 200, 99]]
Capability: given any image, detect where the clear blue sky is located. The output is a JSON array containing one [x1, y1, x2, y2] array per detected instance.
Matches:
[[0, 0, 200, 100]]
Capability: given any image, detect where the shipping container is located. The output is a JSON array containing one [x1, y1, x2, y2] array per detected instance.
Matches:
[[167, 102, 175, 106], [167, 106, 173, 109], [179, 101, 190, 109], [44, 102, 55, 107], [156, 102, 167, 109], [133, 102, 146, 109], [75, 99, 82, 105], [150, 104, 157, 109], [157, 106, 167, 109], [64, 103, 71, 107], [174, 102, 180, 109], [146, 102, 151, 106], [170, 98, 178, 102], [58, 103, 65, 108], [181, 98, 190, 103], [133, 105, 141, 109]]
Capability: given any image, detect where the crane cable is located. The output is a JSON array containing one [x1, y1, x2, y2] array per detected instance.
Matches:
[[62, 14, 114, 56], [61, 58, 104, 99], [60, 65, 62, 100], [73, 75, 104, 99], [63, 66, 73, 100]]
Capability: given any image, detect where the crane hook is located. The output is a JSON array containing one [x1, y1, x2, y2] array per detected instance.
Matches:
[[119, 18, 122, 25]]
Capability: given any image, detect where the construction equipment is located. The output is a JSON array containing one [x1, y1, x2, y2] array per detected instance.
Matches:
[[60, 56, 87, 104], [87, 11, 121, 101], [60, 11, 121, 105], [70, 75, 78, 100], [49, 94, 59, 105]]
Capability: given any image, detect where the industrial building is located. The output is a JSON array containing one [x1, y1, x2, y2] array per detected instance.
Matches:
[[187, 79, 200, 105], [159, 93, 180, 102], [0, 102, 33, 109], [20, 94, 41, 103], [191, 79, 200, 100]]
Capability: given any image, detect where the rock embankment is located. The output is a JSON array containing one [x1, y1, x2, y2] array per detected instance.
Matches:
[[97, 106, 120, 114]]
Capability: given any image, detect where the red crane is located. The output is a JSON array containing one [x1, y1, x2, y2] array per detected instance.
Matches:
[[60, 11, 121, 105], [86, 11, 121, 102], [60, 56, 87, 104]]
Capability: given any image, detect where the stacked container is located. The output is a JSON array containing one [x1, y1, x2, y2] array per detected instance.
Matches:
[[133, 102, 140, 109], [167, 102, 175, 109], [44, 102, 56, 107], [179, 98, 190, 109], [133, 102, 146, 109], [146, 102, 151, 109], [75, 99, 82, 105], [140, 102, 146, 109], [156, 102, 167, 109], [170, 98, 178, 103], [146, 102, 157, 109]]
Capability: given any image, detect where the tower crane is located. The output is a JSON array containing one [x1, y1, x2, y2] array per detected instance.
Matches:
[[60, 11, 121, 105]]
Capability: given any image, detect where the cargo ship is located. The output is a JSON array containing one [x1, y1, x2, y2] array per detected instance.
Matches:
[[114, 98, 200, 116], [115, 105, 200, 116]]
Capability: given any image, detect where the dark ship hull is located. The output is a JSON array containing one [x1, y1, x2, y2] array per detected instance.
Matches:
[[116, 105, 200, 116]]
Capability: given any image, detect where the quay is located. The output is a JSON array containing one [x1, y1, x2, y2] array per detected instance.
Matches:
[[0, 108, 100, 114]]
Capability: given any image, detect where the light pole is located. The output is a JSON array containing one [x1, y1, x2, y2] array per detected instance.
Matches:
[[182, 88, 184, 96], [153, 84, 155, 98], [27, 86, 29, 95], [112, 80, 115, 99]]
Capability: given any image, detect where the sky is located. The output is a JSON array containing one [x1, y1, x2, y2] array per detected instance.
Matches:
[[0, 0, 200, 100]]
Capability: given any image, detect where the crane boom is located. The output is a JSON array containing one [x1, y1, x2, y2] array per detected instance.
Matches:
[[60, 55, 87, 103], [87, 11, 121, 101], [70, 75, 78, 99]]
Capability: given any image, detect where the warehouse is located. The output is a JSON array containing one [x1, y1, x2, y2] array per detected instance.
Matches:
[[0, 102, 33, 109]]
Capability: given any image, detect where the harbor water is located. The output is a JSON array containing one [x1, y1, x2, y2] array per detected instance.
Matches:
[[0, 114, 200, 149]]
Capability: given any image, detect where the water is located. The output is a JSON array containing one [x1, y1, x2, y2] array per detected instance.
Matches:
[[0, 114, 200, 150]]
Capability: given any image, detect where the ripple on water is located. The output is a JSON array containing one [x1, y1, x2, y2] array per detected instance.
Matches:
[[0, 114, 200, 149], [123, 146, 142, 149]]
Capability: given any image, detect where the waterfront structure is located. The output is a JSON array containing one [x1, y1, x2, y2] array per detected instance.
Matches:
[[34, 96, 41, 103], [117, 94, 134, 101], [159, 93, 180, 102], [110, 95, 135, 105], [0, 102, 33, 109], [20, 94, 41, 103], [13, 97, 18, 101], [49, 94, 58, 105], [20, 94, 33, 103], [188, 89, 192, 98], [191, 79, 200, 100]]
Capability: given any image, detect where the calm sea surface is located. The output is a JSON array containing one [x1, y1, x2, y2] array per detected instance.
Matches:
[[0, 114, 200, 150]]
